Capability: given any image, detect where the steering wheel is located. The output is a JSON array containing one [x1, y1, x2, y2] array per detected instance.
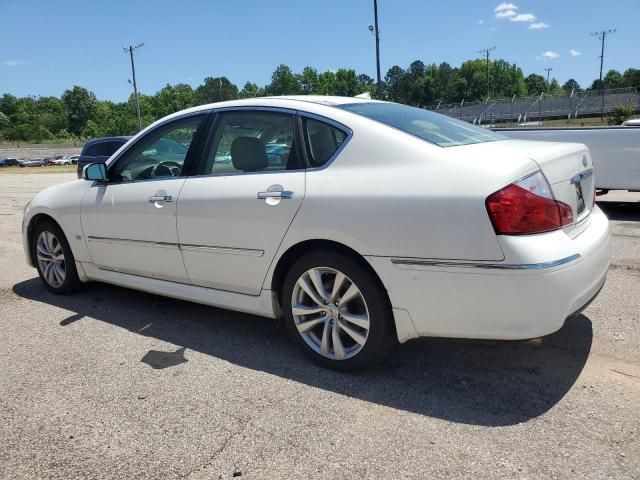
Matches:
[[150, 160, 182, 178]]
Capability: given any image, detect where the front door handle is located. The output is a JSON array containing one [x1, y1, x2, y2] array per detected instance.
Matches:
[[149, 195, 175, 203], [257, 191, 293, 200]]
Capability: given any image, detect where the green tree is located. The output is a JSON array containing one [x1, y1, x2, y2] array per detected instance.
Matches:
[[356, 74, 375, 95], [238, 82, 264, 98], [384, 65, 406, 102], [266, 64, 301, 95], [61, 86, 97, 136], [334, 69, 358, 96], [525, 74, 547, 95], [298, 67, 319, 94], [604, 69, 625, 89], [152, 83, 195, 117], [623, 68, 640, 88], [194, 77, 238, 105], [562, 78, 582, 93], [317, 71, 337, 95]]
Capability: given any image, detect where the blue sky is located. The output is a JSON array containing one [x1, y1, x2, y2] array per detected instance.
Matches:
[[1, 0, 637, 102]]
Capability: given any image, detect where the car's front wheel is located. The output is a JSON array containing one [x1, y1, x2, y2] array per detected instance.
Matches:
[[32, 220, 81, 294], [282, 251, 394, 370]]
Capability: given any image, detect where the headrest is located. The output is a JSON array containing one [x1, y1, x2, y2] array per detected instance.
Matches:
[[230, 137, 268, 171], [309, 130, 335, 166]]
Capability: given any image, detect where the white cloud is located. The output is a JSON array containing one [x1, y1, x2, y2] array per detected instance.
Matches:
[[2, 59, 25, 66], [511, 13, 536, 22], [496, 9, 517, 18], [542, 50, 560, 59], [495, 2, 518, 12], [529, 22, 549, 29], [478, 19, 484, 24], [569, 49, 582, 56]]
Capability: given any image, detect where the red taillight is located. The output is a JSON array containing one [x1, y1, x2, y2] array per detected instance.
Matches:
[[486, 173, 573, 235]]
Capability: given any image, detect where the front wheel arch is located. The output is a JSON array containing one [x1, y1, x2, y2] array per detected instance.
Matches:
[[27, 213, 63, 266]]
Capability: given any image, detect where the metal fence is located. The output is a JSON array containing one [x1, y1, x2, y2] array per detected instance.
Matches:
[[425, 87, 640, 125]]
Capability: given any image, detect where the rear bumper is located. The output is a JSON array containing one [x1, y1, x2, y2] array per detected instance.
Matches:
[[367, 206, 611, 341]]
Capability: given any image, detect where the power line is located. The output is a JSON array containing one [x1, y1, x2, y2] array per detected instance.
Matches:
[[591, 29, 616, 119], [123, 43, 145, 132]]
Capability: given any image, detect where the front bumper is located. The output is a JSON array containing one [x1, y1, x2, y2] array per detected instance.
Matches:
[[367, 206, 611, 341]]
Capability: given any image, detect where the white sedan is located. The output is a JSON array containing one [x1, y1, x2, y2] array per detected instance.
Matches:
[[22, 96, 611, 370]]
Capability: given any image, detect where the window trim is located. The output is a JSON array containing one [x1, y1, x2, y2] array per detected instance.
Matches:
[[104, 111, 209, 185], [191, 106, 306, 179], [297, 112, 353, 172]]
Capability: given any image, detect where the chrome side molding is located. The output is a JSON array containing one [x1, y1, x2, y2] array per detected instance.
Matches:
[[391, 253, 581, 270]]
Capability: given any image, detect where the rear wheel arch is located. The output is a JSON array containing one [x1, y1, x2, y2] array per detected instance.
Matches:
[[270, 240, 393, 315]]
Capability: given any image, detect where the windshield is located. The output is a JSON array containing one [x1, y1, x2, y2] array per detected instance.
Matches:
[[340, 102, 508, 147]]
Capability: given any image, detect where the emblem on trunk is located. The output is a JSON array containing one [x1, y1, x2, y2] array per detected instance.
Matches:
[[582, 155, 588, 167]]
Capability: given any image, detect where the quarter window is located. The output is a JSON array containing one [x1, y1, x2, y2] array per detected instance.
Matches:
[[204, 111, 300, 175], [303, 118, 347, 167], [109, 115, 203, 183]]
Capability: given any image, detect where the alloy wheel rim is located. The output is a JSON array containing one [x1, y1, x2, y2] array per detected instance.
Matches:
[[36, 231, 66, 288], [291, 267, 370, 360]]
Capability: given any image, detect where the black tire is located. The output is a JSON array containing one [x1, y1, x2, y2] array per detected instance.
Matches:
[[282, 250, 395, 370], [32, 220, 82, 294]]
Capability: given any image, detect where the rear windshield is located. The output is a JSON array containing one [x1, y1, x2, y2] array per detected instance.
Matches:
[[340, 102, 508, 147]]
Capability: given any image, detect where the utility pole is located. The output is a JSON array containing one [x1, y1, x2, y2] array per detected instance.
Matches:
[[28, 95, 41, 143], [369, 0, 382, 99], [478, 46, 495, 124], [123, 43, 144, 132], [545, 67, 553, 92], [591, 29, 616, 119]]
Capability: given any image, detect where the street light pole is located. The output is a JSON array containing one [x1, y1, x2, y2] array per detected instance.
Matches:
[[478, 47, 495, 124], [123, 43, 144, 132], [369, 0, 382, 99], [545, 67, 553, 92], [591, 29, 616, 119]]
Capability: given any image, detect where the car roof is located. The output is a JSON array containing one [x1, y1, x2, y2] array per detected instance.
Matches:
[[172, 95, 382, 117], [85, 136, 133, 145]]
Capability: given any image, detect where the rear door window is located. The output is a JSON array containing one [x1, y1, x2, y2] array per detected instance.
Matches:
[[302, 118, 347, 167]]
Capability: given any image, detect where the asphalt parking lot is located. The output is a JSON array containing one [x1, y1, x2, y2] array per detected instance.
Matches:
[[1, 173, 638, 479]]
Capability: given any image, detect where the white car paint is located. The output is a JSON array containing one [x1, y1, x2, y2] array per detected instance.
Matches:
[[23, 96, 611, 345]]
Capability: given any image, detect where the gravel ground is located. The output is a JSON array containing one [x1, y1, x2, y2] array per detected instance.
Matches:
[[0, 173, 638, 480]]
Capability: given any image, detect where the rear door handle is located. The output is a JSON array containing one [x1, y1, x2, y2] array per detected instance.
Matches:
[[257, 191, 293, 199], [149, 195, 175, 203]]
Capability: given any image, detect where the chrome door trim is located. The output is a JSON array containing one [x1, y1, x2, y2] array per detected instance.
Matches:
[[87, 236, 264, 257], [391, 253, 581, 270], [87, 236, 177, 249], [180, 244, 264, 257]]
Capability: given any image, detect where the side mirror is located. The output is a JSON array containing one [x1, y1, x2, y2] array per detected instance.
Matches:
[[83, 162, 107, 182]]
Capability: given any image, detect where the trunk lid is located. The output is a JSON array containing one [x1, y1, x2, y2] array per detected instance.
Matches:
[[470, 139, 595, 235]]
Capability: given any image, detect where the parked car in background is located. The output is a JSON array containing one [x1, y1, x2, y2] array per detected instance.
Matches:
[[2, 158, 19, 166], [501, 126, 640, 192], [77, 137, 132, 177], [622, 118, 640, 126], [67, 155, 80, 165], [18, 158, 46, 167], [52, 155, 78, 166], [22, 96, 610, 370]]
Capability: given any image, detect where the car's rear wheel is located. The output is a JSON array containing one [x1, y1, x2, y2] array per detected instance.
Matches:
[[32, 220, 81, 294], [282, 251, 394, 370]]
